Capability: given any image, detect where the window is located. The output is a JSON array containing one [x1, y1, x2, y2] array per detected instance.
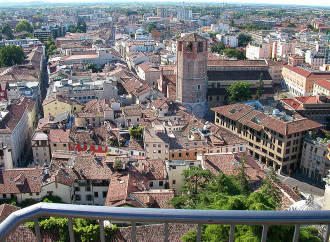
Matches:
[[94, 192, 98, 198], [75, 195, 81, 201], [63, 144, 67, 147], [102, 191, 107, 198], [86, 195, 93, 201], [75, 187, 80, 192], [172, 166, 176, 169], [287, 141, 291, 147], [178, 153, 182, 157], [80, 144, 84, 148], [159, 181, 164, 186], [85, 187, 91, 192], [172, 180, 176, 185], [53, 144, 57, 147], [277, 148, 281, 153], [197, 84, 201, 90], [149, 181, 154, 187], [158, 150, 161, 153]]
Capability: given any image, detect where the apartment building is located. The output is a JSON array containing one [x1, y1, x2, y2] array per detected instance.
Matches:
[[301, 135, 330, 181], [143, 126, 170, 160], [42, 95, 84, 117], [313, 80, 330, 96], [31, 132, 51, 166], [282, 61, 330, 97], [212, 102, 323, 172]]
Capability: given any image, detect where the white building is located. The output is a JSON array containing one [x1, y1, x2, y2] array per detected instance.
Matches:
[[216, 34, 238, 48], [53, 78, 118, 103], [0, 99, 29, 167], [246, 42, 271, 60], [305, 50, 326, 70]]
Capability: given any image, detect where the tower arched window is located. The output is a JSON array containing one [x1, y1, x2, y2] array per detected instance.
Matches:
[[186, 42, 192, 52]]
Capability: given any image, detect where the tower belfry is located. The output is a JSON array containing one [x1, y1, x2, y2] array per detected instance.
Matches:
[[176, 33, 208, 117]]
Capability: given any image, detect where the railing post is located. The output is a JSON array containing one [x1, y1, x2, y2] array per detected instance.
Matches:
[[261, 225, 268, 242], [33, 218, 42, 242], [99, 219, 105, 242], [197, 223, 202, 242], [229, 224, 235, 242], [131, 221, 136, 242], [325, 224, 330, 242], [293, 225, 300, 242], [68, 217, 75, 242], [164, 222, 169, 242]]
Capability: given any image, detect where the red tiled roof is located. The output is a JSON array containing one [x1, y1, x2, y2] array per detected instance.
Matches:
[[212, 103, 254, 121], [283, 65, 311, 78], [0, 168, 44, 194], [203, 152, 265, 181], [314, 79, 330, 91], [49, 129, 71, 143], [0, 204, 20, 222]]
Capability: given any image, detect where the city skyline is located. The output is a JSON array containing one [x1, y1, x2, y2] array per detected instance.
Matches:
[[0, 0, 330, 7]]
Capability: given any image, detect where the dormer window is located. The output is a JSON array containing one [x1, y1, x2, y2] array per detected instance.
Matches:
[[186, 42, 192, 52]]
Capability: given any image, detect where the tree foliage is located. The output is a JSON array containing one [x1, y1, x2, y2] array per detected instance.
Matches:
[[129, 126, 143, 137], [222, 48, 246, 60], [226, 81, 252, 104], [255, 73, 264, 100], [170, 167, 321, 242], [67, 21, 87, 33], [238, 33, 252, 47], [210, 42, 225, 54], [1, 24, 13, 39], [146, 23, 157, 33], [85, 63, 102, 73], [15, 20, 33, 33], [28, 217, 118, 242], [0, 45, 24, 67]]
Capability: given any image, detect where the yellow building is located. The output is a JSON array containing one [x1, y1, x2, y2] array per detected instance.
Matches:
[[42, 95, 84, 118]]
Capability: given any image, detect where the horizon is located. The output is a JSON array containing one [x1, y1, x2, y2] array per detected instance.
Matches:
[[0, 0, 329, 8]]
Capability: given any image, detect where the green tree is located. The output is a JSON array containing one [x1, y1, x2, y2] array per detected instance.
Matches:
[[0, 45, 24, 67], [1, 24, 13, 39], [238, 33, 252, 47], [235, 154, 251, 194], [77, 20, 87, 33], [226, 81, 252, 104], [222, 48, 246, 60], [255, 73, 264, 100], [210, 42, 225, 54], [129, 126, 143, 138], [67, 24, 77, 33], [146, 23, 157, 33], [86, 63, 101, 73], [15, 20, 33, 33], [173, 166, 214, 208]]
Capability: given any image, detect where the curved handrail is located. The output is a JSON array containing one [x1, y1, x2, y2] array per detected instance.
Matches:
[[0, 202, 330, 240]]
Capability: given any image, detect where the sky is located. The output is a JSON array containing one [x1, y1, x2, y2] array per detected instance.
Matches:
[[1, 0, 330, 7]]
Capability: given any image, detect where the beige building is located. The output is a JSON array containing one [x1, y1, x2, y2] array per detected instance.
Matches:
[[31, 132, 51, 166], [212, 102, 323, 172], [143, 126, 169, 160], [49, 129, 71, 155], [313, 80, 330, 96], [282, 62, 330, 97], [301, 135, 330, 181], [42, 95, 84, 118]]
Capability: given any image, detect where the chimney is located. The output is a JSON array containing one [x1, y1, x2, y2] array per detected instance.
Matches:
[[55, 175, 58, 188], [3, 146, 13, 170]]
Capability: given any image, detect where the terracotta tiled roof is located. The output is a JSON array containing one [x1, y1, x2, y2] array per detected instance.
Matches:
[[283, 65, 312, 78], [212, 103, 254, 121], [49, 129, 71, 143], [0, 204, 20, 222], [70, 127, 107, 146], [208, 59, 267, 67], [0, 99, 28, 131], [131, 189, 174, 209], [112, 223, 197, 242], [203, 152, 265, 181], [0, 168, 44, 194], [314, 79, 330, 91]]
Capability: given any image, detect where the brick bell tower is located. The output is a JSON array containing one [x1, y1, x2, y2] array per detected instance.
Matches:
[[176, 33, 208, 118]]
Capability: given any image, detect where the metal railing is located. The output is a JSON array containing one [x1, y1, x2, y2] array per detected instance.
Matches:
[[0, 202, 329, 242]]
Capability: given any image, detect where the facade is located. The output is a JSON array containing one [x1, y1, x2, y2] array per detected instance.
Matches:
[[313, 80, 330, 96], [0, 99, 29, 167], [31, 132, 51, 166], [246, 42, 271, 60], [282, 64, 330, 97], [212, 102, 323, 172], [176, 33, 208, 117], [42, 95, 84, 118], [143, 127, 169, 160], [301, 135, 330, 181]]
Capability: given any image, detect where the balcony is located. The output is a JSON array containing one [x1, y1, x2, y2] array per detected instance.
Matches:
[[0, 203, 330, 242]]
